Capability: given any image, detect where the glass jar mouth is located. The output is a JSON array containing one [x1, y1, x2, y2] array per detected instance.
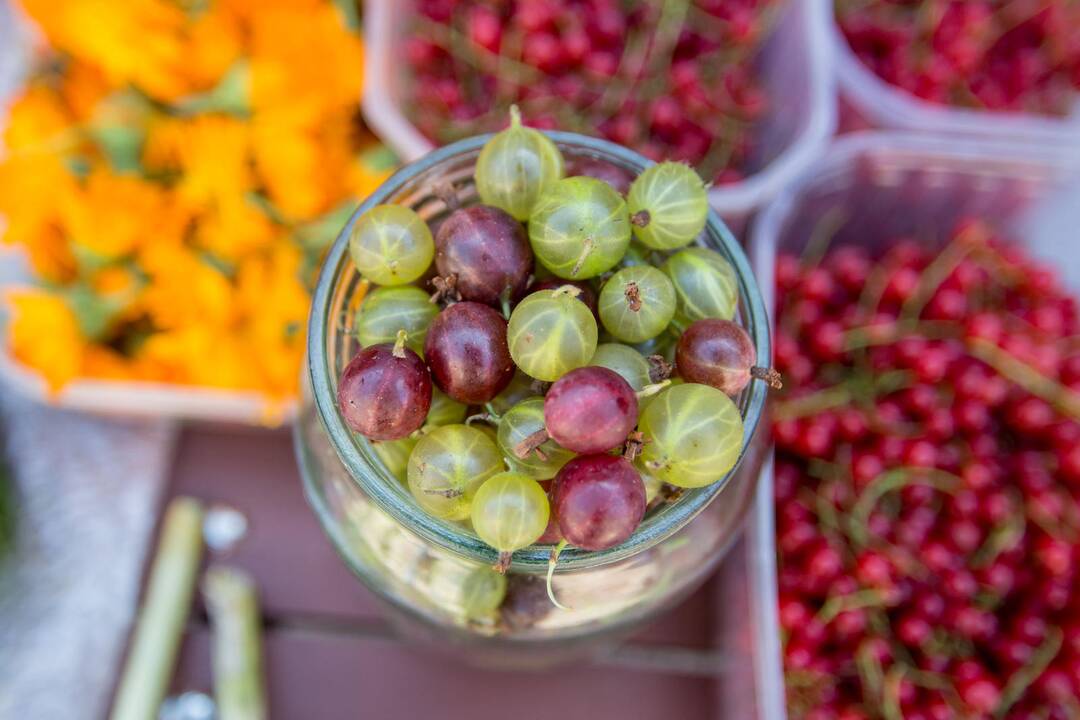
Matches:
[[307, 131, 771, 572]]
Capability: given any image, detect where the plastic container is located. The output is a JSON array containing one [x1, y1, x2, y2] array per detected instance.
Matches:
[[748, 131, 1080, 718], [362, 0, 836, 229], [0, 8, 292, 426], [296, 130, 772, 666], [831, 15, 1080, 142]]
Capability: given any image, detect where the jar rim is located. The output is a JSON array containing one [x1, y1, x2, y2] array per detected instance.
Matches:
[[306, 130, 771, 572]]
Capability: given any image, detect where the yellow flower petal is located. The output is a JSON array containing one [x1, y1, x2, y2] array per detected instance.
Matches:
[[21, 0, 189, 101], [6, 288, 84, 391], [58, 169, 171, 260]]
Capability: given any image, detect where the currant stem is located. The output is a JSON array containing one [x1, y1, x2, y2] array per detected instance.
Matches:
[[392, 329, 408, 358], [750, 366, 783, 389], [546, 540, 570, 610], [968, 337, 1080, 421], [631, 209, 651, 228]]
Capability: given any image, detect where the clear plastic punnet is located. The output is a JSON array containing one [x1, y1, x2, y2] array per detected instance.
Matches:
[[749, 131, 1080, 719], [362, 0, 836, 229], [831, 17, 1080, 143]]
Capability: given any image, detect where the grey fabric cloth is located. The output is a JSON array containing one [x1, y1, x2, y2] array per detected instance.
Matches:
[[0, 8, 178, 719], [0, 387, 176, 720]]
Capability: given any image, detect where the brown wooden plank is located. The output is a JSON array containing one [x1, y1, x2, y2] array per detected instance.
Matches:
[[173, 624, 715, 720], [169, 426, 385, 619]]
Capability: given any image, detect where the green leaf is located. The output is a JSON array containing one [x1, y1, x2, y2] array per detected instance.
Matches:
[[358, 144, 399, 172], [88, 90, 152, 173], [295, 201, 357, 252], [61, 284, 125, 341], [176, 60, 250, 117]]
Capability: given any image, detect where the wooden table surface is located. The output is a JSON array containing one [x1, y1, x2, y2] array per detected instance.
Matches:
[[142, 426, 745, 720]]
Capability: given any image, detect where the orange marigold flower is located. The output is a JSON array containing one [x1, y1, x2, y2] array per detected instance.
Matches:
[[6, 288, 85, 391], [142, 114, 253, 213], [0, 154, 77, 279], [181, 8, 244, 94], [0, 85, 80, 273], [2, 82, 73, 150], [58, 168, 171, 261], [139, 244, 235, 330], [81, 345, 136, 380], [195, 197, 278, 264], [252, 108, 354, 220], [249, 4, 363, 123], [60, 61, 116, 122], [216, 0, 324, 26], [20, 0, 189, 101]]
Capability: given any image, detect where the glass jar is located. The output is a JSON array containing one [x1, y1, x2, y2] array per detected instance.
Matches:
[[294, 132, 771, 666]]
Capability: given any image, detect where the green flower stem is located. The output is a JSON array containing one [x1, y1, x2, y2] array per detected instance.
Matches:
[[203, 566, 268, 720], [110, 498, 204, 720]]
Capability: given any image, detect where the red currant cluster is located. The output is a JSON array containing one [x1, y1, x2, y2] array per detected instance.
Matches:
[[406, 0, 778, 184], [838, 0, 1080, 115], [773, 222, 1080, 718]]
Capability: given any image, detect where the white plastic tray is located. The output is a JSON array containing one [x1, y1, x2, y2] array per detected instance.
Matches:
[[363, 0, 836, 227], [749, 131, 1080, 718]]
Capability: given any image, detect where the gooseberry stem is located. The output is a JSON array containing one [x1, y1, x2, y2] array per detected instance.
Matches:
[[392, 330, 408, 358], [636, 379, 671, 399], [546, 539, 570, 610], [750, 366, 783, 389], [465, 413, 498, 427], [571, 237, 594, 277], [433, 181, 460, 212], [513, 428, 549, 459], [493, 551, 513, 574], [647, 354, 674, 382], [423, 487, 464, 499], [509, 104, 522, 128], [631, 210, 651, 228], [551, 284, 582, 299], [623, 431, 646, 462], [429, 274, 462, 306]]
